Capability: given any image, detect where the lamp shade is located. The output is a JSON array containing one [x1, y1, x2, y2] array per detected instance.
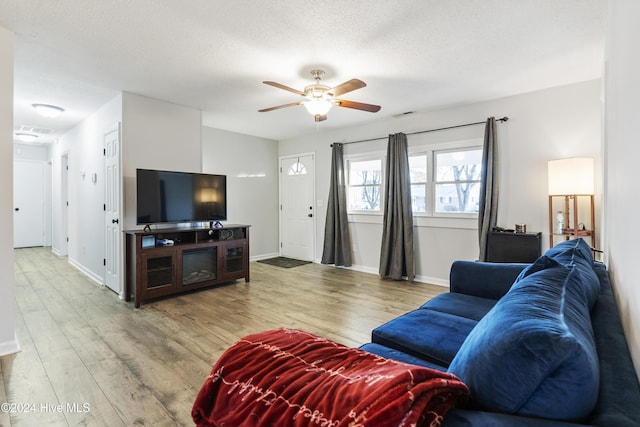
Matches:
[[548, 157, 594, 195]]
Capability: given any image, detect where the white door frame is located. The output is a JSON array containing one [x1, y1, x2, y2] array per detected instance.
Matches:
[[59, 152, 69, 256], [104, 122, 123, 296], [44, 160, 52, 247], [279, 152, 316, 261]]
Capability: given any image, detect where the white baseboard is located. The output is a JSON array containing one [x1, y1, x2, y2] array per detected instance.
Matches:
[[251, 256, 450, 288], [341, 263, 378, 276], [320, 263, 449, 288], [68, 257, 104, 286], [414, 274, 449, 288], [250, 252, 280, 262], [0, 335, 21, 357]]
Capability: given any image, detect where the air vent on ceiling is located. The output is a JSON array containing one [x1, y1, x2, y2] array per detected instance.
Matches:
[[392, 111, 415, 118], [19, 125, 54, 135]]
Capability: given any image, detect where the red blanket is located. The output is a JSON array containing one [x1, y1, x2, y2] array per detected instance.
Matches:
[[192, 328, 468, 427]]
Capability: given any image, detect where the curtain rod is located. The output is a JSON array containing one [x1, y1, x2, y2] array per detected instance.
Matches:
[[330, 116, 509, 147]]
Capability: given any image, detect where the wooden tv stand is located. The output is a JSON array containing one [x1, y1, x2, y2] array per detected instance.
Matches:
[[124, 225, 250, 308]]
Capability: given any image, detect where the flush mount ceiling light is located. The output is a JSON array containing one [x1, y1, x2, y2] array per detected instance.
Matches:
[[15, 132, 39, 143], [32, 103, 65, 118]]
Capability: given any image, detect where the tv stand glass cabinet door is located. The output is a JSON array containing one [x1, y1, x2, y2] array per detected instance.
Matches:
[[138, 248, 177, 300], [220, 239, 249, 281]]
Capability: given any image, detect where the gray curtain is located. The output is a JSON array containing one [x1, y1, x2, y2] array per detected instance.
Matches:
[[379, 133, 414, 281], [321, 143, 352, 267], [478, 117, 498, 261]]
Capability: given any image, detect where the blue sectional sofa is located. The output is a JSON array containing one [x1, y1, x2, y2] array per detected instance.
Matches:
[[361, 238, 640, 426]]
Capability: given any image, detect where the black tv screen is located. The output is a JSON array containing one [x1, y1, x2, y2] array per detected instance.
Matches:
[[136, 169, 227, 224]]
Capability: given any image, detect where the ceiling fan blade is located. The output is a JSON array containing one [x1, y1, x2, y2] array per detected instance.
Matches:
[[335, 99, 381, 113], [315, 114, 327, 122], [263, 81, 305, 96], [329, 79, 366, 97], [258, 101, 302, 112]]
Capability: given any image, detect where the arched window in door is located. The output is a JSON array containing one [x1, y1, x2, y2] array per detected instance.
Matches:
[[287, 158, 307, 175]]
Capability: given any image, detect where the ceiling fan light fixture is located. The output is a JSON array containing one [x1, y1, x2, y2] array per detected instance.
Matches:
[[32, 103, 65, 118], [303, 98, 333, 116], [260, 68, 380, 120]]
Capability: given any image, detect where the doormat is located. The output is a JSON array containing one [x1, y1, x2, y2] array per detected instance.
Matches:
[[257, 257, 312, 268]]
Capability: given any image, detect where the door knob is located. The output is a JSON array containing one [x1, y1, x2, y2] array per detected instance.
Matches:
[[308, 213, 313, 217], [14, 208, 19, 211], [112, 218, 119, 224]]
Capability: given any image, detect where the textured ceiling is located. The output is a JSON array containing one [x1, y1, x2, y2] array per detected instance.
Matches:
[[1, 0, 607, 143]]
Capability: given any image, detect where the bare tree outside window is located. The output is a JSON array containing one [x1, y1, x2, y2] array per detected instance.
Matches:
[[452, 164, 479, 212], [347, 146, 481, 216], [436, 149, 482, 213], [348, 159, 382, 211], [360, 170, 381, 210]]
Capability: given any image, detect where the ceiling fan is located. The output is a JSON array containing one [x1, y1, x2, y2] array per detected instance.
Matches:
[[259, 69, 381, 122]]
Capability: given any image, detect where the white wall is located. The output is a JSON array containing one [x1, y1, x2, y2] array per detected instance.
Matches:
[[53, 91, 273, 278], [13, 142, 49, 161], [604, 0, 640, 378], [0, 25, 19, 356], [49, 92, 202, 285], [201, 127, 279, 259], [50, 94, 123, 283], [280, 79, 602, 283], [121, 92, 202, 230]]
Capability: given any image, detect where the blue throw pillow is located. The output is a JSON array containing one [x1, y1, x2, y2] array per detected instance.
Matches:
[[448, 263, 599, 421], [545, 238, 593, 266], [545, 238, 600, 308], [513, 255, 561, 282]]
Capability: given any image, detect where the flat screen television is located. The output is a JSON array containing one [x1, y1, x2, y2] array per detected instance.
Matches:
[[136, 168, 227, 224]]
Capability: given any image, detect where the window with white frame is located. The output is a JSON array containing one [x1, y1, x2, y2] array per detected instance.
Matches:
[[434, 148, 482, 213], [347, 144, 482, 216], [409, 154, 427, 213], [347, 158, 382, 212]]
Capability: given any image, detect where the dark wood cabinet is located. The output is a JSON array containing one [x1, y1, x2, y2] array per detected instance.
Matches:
[[125, 225, 250, 307], [486, 231, 542, 263]]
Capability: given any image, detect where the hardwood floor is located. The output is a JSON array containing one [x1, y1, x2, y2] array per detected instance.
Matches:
[[1, 247, 446, 426]]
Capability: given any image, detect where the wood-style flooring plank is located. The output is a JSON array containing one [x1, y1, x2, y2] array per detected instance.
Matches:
[[2, 309, 67, 426], [0, 357, 10, 427], [9, 249, 176, 427], [1, 247, 447, 427]]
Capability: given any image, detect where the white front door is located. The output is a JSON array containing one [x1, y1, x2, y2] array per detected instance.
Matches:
[[280, 154, 315, 261], [14, 160, 45, 248], [104, 124, 122, 295]]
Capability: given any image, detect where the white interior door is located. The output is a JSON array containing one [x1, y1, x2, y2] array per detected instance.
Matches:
[[280, 154, 315, 261], [104, 124, 122, 294], [14, 160, 45, 248]]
